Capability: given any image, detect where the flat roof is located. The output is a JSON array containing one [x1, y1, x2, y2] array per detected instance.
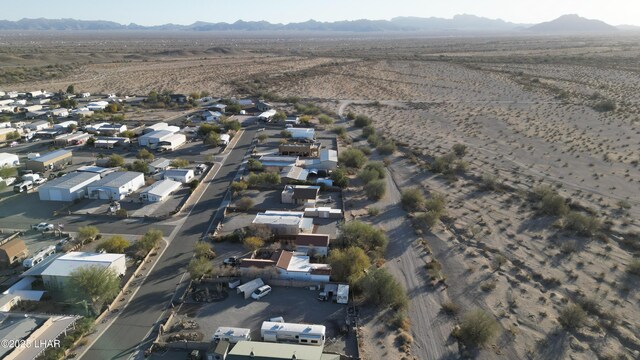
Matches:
[[41, 252, 124, 277], [88, 171, 143, 188], [39, 172, 100, 190], [229, 340, 323, 360], [31, 149, 72, 163], [140, 129, 174, 139], [76, 165, 111, 174], [149, 158, 170, 168], [253, 212, 304, 226], [164, 169, 193, 176]]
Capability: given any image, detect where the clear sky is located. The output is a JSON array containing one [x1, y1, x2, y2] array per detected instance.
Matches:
[[3, 0, 639, 26]]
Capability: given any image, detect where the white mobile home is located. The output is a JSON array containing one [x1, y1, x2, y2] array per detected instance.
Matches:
[[87, 171, 145, 200], [38, 172, 100, 202], [53, 120, 78, 130], [149, 158, 171, 174], [50, 108, 70, 118], [288, 128, 315, 140], [139, 179, 181, 202], [163, 169, 194, 184], [41, 252, 126, 289], [260, 321, 326, 346]]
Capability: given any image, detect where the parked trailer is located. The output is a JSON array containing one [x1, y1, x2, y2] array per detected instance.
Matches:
[[236, 278, 264, 299], [260, 321, 326, 346], [212, 327, 251, 344], [336, 284, 349, 304], [23, 245, 56, 268]]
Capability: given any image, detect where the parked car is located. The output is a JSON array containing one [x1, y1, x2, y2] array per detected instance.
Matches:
[[32, 223, 54, 232], [34, 178, 47, 185], [251, 285, 272, 300], [223, 256, 240, 266]]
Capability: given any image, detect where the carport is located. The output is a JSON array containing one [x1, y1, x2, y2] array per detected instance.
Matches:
[[236, 278, 264, 299]]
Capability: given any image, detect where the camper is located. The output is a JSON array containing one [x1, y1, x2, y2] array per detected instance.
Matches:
[[337, 284, 349, 304], [13, 181, 33, 193], [260, 321, 326, 346], [21, 173, 41, 183], [23, 245, 56, 268], [212, 327, 251, 344], [27, 152, 41, 160]]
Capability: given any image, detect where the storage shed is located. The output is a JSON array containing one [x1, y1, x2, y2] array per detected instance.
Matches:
[[139, 179, 181, 202], [25, 149, 72, 172], [87, 171, 145, 200], [38, 172, 100, 202], [0, 239, 28, 268]]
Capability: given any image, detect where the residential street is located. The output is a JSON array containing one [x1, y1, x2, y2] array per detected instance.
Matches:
[[79, 127, 256, 360]]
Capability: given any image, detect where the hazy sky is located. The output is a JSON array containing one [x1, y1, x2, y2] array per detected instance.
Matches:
[[3, 0, 640, 26]]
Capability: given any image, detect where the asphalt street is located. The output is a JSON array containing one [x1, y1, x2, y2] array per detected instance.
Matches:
[[81, 127, 256, 360]]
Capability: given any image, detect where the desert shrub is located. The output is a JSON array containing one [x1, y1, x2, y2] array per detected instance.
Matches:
[[333, 126, 347, 138], [401, 187, 425, 212], [480, 281, 497, 292], [336, 221, 388, 255], [222, 119, 241, 132], [328, 247, 371, 284], [455, 309, 500, 347], [115, 209, 128, 218], [367, 207, 380, 216], [362, 125, 376, 138], [136, 148, 154, 161], [236, 197, 254, 211], [170, 158, 189, 168], [364, 179, 386, 201], [531, 184, 555, 201], [491, 254, 507, 270], [537, 192, 569, 216], [78, 226, 99, 243], [198, 123, 220, 136], [256, 133, 268, 143], [480, 173, 499, 191], [558, 304, 587, 330], [339, 148, 367, 169], [441, 301, 460, 315], [415, 211, 440, 230], [189, 179, 200, 192], [377, 140, 396, 155], [358, 267, 408, 310], [354, 115, 372, 128], [131, 160, 149, 174], [0, 167, 17, 178], [280, 130, 292, 138], [346, 112, 356, 120], [243, 236, 264, 252], [452, 143, 468, 157], [136, 229, 163, 255], [96, 236, 130, 254], [318, 114, 334, 125], [592, 99, 616, 112], [627, 259, 640, 277], [425, 193, 447, 214], [246, 172, 280, 187], [367, 134, 381, 147], [106, 154, 125, 168], [564, 211, 601, 236], [247, 158, 263, 171], [204, 132, 221, 146], [431, 153, 457, 174], [231, 180, 248, 193], [330, 168, 349, 188], [358, 168, 379, 184]]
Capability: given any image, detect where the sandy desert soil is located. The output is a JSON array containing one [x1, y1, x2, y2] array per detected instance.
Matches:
[[2, 33, 639, 359]]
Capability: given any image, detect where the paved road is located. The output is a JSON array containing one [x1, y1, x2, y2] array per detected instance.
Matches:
[[81, 127, 256, 360]]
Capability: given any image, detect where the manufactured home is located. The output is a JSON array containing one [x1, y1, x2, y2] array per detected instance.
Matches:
[[212, 327, 251, 344], [260, 321, 326, 346]]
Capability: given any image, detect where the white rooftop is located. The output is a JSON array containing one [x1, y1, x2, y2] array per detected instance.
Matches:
[[140, 179, 181, 197], [88, 171, 143, 188], [40, 252, 125, 277]]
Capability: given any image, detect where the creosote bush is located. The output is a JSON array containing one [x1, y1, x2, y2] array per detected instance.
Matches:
[[454, 309, 500, 347]]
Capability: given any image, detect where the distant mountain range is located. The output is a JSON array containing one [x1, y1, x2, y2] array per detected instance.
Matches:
[[0, 14, 632, 33]]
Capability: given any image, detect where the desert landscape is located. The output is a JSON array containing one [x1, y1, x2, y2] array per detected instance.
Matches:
[[1, 31, 638, 359]]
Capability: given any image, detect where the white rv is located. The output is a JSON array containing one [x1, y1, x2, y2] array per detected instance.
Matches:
[[337, 284, 349, 304], [260, 321, 326, 346], [23, 245, 56, 268], [212, 327, 251, 344]]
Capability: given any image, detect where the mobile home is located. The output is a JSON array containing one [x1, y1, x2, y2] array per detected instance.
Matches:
[[260, 321, 326, 346]]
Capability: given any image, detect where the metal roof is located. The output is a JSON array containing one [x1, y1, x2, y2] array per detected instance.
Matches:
[[149, 158, 170, 168], [253, 211, 305, 226], [88, 171, 143, 188], [39, 172, 100, 190], [40, 252, 124, 277], [31, 149, 72, 163], [140, 179, 181, 197], [0, 315, 44, 358], [164, 169, 193, 177], [228, 340, 323, 360]]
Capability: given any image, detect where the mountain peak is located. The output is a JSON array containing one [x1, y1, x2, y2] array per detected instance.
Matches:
[[528, 14, 618, 33]]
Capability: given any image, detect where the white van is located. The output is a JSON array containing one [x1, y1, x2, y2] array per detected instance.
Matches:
[[251, 285, 272, 300]]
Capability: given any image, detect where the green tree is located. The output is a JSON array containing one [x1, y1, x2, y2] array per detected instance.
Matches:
[[204, 132, 221, 147], [401, 188, 425, 212], [194, 242, 215, 259], [358, 267, 407, 310], [107, 154, 125, 168], [226, 103, 242, 113], [59, 98, 77, 108], [131, 160, 149, 174], [137, 148, 154, 161], [339, 148, 367, 169], [120, 130, 135, 139], [198, 123, 220, 137], [66, 84, 75, 94], [170, 158, 189, 168], [358, 162, 386, 184], [330, 168, 349, 188], [273, 111, 287, 122], [328, 247, 371, 284], [456, 309, 500, 347], [222, 119, 241, 132], [188, 257, 213, 279], [136, 229, 163, 255], [78, 226, 99, 244], [6, 131, 20, 141], [336, 221, 388, 254], [246, 172, 280, 187], [97, 236, 130, 253], [69, 265, 120, 314], [231, 180, 248, 193], [247, 158, 263, 171], [364, 179, 386, 201], [189, 179, 200, 192], [243, 236, 264, 252], [104, 103, 119, 113]]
